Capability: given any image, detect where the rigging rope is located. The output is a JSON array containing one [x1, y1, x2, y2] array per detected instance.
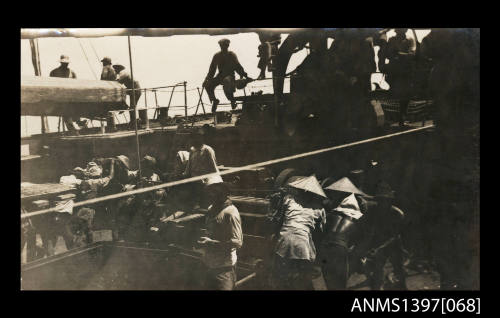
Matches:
[[21, 125, 434, 219], [77, 39, 98, 80], [88, 39, 100, 63]]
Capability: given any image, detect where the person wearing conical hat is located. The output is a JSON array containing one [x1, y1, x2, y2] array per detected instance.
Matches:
[[266, 175, 326, 290], [319, 176, 367, 290], [325, 176, 367, 196], [323, 176, 370, 215]]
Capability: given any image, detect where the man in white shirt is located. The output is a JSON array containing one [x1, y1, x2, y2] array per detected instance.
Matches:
[[183, 129, 223, 209], [197, 182, 242, 290]]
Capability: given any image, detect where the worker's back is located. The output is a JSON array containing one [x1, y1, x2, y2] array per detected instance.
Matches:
[[212, 51, 243, 78], [186, 144, 223, 185]]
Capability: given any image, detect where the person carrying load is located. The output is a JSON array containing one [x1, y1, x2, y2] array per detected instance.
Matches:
[[319, 177, 369, 290], [266, 175, 327, 290]]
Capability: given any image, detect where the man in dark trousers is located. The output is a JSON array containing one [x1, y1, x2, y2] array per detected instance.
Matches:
[[257, 31, 281, 80], [112, 64, 146, 129], [352, 181, 408, 290], [100, 57, 117, 130], [319, 177, 368, 290], [381, 28, 416, 127], [49, 55, 80, 133], [204, 38, 249, 112], [197, 182, 243, 290]]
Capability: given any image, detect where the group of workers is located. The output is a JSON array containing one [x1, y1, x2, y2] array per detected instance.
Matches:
[[48, 28, 418, 137], [297, 28, 418, 132], [46, 123, 408, 290], [378, 28, 417, 127], [265, 171, 407, 290], [48, 126, 240, 289], [49, 37, 253, 135], [38, 28, 478, 290], [49, 54, 144, 134]]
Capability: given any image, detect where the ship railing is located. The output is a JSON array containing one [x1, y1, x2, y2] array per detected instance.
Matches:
[[68, 75, 291, 132]]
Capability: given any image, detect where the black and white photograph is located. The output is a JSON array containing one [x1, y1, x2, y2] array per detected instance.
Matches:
[[20, 28, 479, 292]]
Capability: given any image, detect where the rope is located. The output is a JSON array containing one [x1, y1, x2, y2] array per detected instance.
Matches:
[[20, 125, 434, 219], [77, 39, 98, 80], [253, 75, 291, 81], [88, 39, 100, 63]]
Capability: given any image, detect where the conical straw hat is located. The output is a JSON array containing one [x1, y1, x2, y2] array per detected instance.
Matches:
[[325, 177, 367, 196], [334, 193, 363, 219], [287, 174, 327, 198]]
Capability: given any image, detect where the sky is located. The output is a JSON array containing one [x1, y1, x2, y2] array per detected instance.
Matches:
[[21, 29, 431, 137]]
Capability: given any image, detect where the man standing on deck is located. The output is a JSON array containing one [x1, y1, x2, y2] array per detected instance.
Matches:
[[380, 28, 416, 127], [100, 57, 118, 130], [197, 182, 243, 290], [257, 31, 281, 80], [112, 64, 146, 129], [100, 57, 117, 81], [203, 38, 250, 112], [183, 129, 223, 209], [49, 55, 81, 134]]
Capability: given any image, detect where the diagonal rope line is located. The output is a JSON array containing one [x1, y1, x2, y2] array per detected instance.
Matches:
[[88, 38, 100, 63], [21, 125, 434, 220], [77, 38, 98, 80]]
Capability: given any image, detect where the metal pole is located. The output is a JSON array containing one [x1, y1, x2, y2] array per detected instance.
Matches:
[[166, 86, 176, 118], [273, 77, 278, 127], [184, 81, 188, 121], [153, 90, 159, 120], [30, 39, 49, 134], [128, 35, 141, 179], [144, 89, 150, 130]]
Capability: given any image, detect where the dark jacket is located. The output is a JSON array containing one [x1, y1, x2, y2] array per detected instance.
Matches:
[[101, 65, 117, 81], [206, 51, 246, 80], [50, 65, 77, 78]]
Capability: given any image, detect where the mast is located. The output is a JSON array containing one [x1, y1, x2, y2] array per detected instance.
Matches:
[[29, 38, 49, 134], [128, 36, 142, 179]]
